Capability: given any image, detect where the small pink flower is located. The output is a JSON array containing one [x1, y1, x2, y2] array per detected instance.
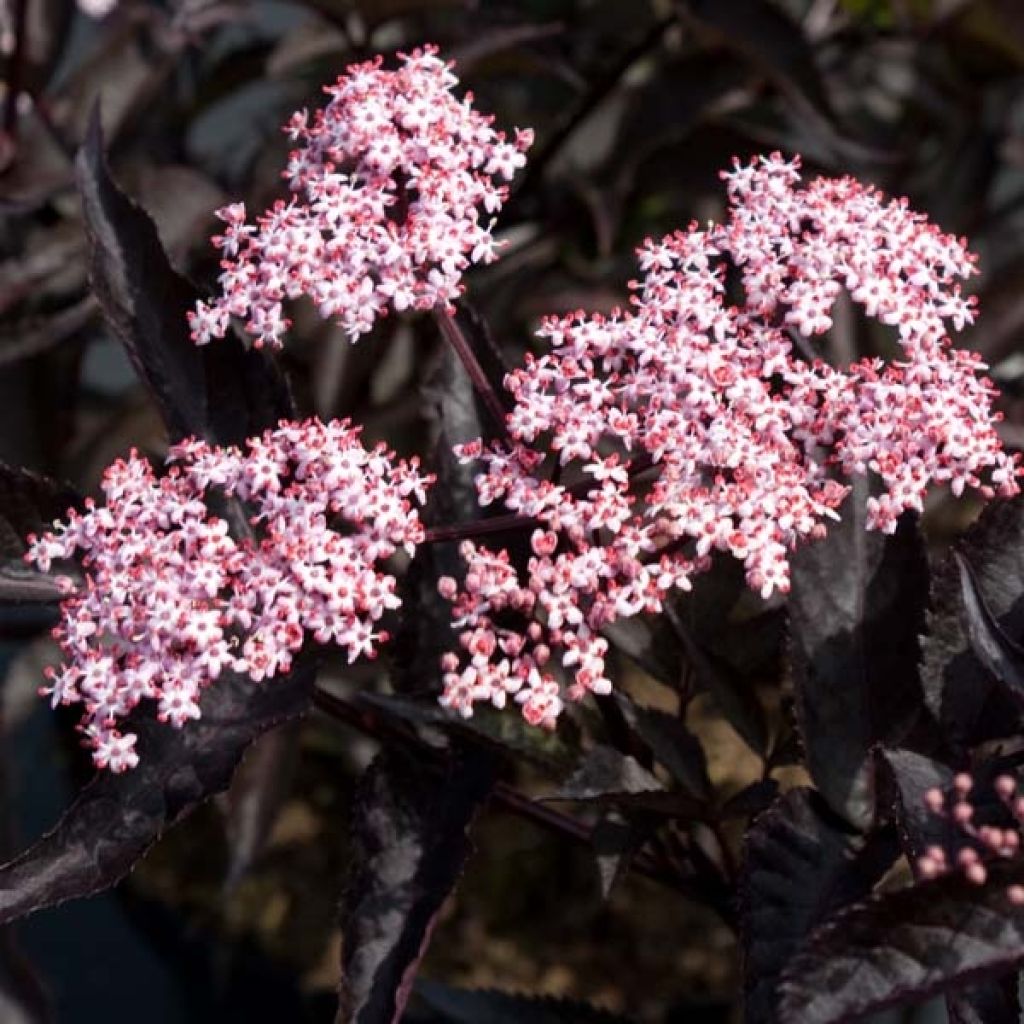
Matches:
[[26, 419, 433, 770], [189, 46, 532, 350], [437, 152, 1020, 729]]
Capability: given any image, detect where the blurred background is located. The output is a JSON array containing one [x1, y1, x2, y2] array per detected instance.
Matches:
[[2, 0, 1024, 1020]]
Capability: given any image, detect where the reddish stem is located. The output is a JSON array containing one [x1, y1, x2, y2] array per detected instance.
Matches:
[[433, 309, 509, 436], [423, 512, 537, 545]]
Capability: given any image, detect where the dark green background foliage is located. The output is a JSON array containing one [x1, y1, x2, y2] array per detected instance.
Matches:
[[6, 1, 1024, 1022]]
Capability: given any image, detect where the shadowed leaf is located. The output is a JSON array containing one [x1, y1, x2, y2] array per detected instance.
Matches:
[[679, 0, 831, 116], [612, 692, 711, 802], [946, 976, 1020, 1024], [778, 859, 1024, 1024], [921, 497, 1024, 751], [412, 979, 636, 1022], [547, 746, 695, 814], [789, 482, 931, 828], [741, 788, 899, 1023], [75, 107, 293, 447], [356, 692, 578, 776], [0, 664, 315, 926], [222, 721, 302, 892], [955, 550, 1024, 703], [337, 747, 494, 1024]]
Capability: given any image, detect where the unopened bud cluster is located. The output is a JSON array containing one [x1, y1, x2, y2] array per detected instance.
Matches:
[[918, 772, 1024, 903]]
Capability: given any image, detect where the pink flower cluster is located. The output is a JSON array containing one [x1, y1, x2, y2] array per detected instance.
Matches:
[[918, 773, 1024, 903], [436, 153, 1020, 728], [189, 46, 532, 349], [26, 419, 432, 771]]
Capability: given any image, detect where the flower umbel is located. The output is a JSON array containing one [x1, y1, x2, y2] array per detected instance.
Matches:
[[26, 419, 433, 771], [189, 45, 532, 350], [437, 152, 1020, 727]]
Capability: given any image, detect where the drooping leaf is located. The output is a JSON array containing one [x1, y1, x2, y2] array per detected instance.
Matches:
[[548, 745, 694, 814], [778, 859, 1024, 1024], [74, 107, 293, 447], [788, 481, 931, 828], [955, 550, 1024, 704], [741, 788, 899, 1023], [356, 692, 579, 776], [0, 664, 315, 926], [222, 721, 302, 892], [337, 747, 494, 1024], [411, 979, 636, 1023], [921, 496, 1024, 751], [878, 748, 956, 861], [611, 692, 711, 803], [590, 812, 644, 899], [75, 108, 207, 443]]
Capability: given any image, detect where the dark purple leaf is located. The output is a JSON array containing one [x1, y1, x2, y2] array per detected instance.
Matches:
[[667, 557, 779, 756], [356, 692, 578, 776], [881, 749, 1022, 1024], [337, 322, 499, 1024], [611, 52, 752, 187], [0, 680, 51, 1024], [590, 812, 643, 899], [601, 616, 685, 694], [741, 788, 899, 1023], [337, 747, 494, 1024], [778, 860, 1024, 1024], [74, 108, 293, 446], [946, 977, 1020, 1024], [721, 779, 780, 821], [0, 663, 315, 926], [921, 496, 1024, 751], [611, 692, 711, 803], [412, 979, 636, 1023], [789, 481, 931, 828], [878, 748, 956, 861], [548, 746, 695, 814], [669, 605, 771, 757], [955, 550, 1024, 704], [75, 108, 207, 443]]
